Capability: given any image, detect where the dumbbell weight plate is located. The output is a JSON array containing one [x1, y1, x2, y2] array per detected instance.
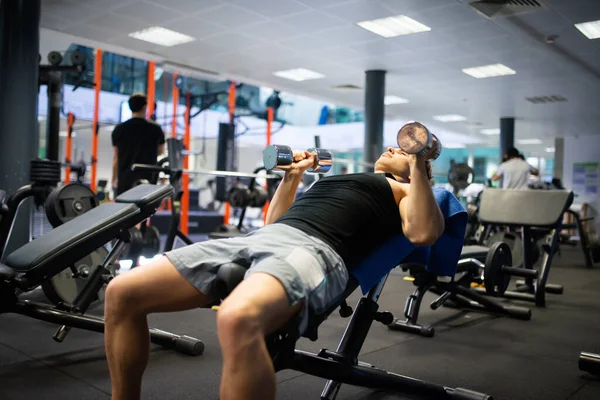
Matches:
[[263, 145, 293, 171], [396, 122, 442, 160]]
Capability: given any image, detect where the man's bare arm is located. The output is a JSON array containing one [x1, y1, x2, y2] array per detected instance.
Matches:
[[491, 173, 501, 182], [112, 146, 119, 188], [399, 157, 445, 246], [265, 174, 303, 225], [265, 150, 315, 225]]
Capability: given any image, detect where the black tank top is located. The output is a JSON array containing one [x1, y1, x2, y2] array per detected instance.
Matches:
[[276, 173, 402, 269]]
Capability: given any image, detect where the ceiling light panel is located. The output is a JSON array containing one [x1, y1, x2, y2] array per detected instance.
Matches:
[[575, 20, 600, 39], [433, 114, 467, 122], [385, 95, 409, 105], [357, 15, 431, 38], [517, 139, 542, 145], [480, 128, 500, 135], [462, 63, 516, 79], [273, 68, 325, 81], [129, 26, 195, 47]]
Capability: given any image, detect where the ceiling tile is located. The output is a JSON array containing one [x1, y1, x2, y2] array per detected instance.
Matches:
[[409, 3, 484, 30], [442, 21, 509, 44], [296, 0, 358, 10], [106, 35, 164, 53], [241, 20, 306, 42], [213, 53, 266, 69], [65, 23, 121, 43], [70, 0, 139, 10], [40, 14, 74, 31], [443, 54, 499, 70], [239, 43, 300, 60], [260, 54, 326, 71], [279, 9, 347, 31], [226, 0, 310, 18], [552, 26, 599, 57], [321, 0, 397, 23], [380, 0, 450, 14], [318, 25, 381, 45], [550, 0, 600, 24], [349, 39, 406, 57], [195, 4, 268, 28], [157, 39, 228, 59], [308, 46, 365, 62], [147, 0, 225, 14], [509, 9, 572, 37], [389, 29, 453, 50], [42, 0, 99, 21], [85, 13, 149, 34], [202, 33, 266, 51], [162, 17, 223, 39], [282, 31, 342, 52], [112, 1, 183, 25]]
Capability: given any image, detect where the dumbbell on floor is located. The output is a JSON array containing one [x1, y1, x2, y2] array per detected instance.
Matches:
[[397, 121, 442, 160], [263, 145, 332, 174]]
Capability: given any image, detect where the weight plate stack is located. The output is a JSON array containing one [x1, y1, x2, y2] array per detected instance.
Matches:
[[30, 159, 61, 186]]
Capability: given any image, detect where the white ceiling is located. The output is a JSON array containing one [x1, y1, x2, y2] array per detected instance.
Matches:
[[40, 0, 600, 156]]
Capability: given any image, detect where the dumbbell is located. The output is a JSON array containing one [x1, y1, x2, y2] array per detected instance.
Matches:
[[397, 121, 442, 160], [263, 145, 333, 173]]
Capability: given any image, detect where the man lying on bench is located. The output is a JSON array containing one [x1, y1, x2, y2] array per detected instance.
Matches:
[[104, 123, 450, 400]]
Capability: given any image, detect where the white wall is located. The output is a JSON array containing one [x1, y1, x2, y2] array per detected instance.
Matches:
[[563, 134, 600, 232]]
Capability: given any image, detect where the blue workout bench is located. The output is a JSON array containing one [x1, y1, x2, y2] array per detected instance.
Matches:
[[0, 184, 204, 356]]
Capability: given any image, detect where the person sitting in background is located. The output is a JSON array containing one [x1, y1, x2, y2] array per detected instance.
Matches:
[[491, 147, 539, 189], [111, 93, 166, 196]]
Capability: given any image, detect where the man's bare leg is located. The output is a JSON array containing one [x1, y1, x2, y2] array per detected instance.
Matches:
[[217, 273, 302, 400], [104, 256, 211, 400]]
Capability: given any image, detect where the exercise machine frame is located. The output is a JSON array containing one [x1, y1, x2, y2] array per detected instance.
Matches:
[[389, 257, 531, 337]]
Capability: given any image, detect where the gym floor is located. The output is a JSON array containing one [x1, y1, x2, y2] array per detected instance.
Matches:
[[1, 244, 599, 400]]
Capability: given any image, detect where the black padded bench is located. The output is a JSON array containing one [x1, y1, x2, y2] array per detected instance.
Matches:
[[0, 184, 203, 356]]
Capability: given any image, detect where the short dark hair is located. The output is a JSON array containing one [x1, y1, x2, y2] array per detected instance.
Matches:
[[128, 93, 147, 113], [506, 147, 520, 159]]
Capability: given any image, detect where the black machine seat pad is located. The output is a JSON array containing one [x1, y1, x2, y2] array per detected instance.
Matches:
[[115, 184, 173, 210], [479, 188, 574, 228], [4, 202, 139, 274], [461, 245, 489, 259]]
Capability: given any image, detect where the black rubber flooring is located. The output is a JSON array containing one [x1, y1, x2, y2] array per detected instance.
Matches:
[[1, 244, 599, 400]]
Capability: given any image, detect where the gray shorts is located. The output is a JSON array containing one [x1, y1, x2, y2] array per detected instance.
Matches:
[[165, 223, 349, 334]]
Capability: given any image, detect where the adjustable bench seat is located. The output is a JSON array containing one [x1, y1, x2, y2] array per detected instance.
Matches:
[[3, 184, 173, 285]]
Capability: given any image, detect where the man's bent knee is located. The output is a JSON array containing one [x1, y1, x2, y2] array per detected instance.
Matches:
[[217, 300, 263, 339], [105, 275, 145, 318]]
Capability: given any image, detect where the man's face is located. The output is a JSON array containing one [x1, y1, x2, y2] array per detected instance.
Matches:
[[374, 147, 410, 177]]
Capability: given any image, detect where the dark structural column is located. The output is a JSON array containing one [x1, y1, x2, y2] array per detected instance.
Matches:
[[499, 117, 515, 160], [364, 70, 386, 170], [0, 0, 41, 258]]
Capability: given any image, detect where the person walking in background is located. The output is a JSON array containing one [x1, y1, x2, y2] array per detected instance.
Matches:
[[112, 93, 166, 196], [491, 147, 539, 189]]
